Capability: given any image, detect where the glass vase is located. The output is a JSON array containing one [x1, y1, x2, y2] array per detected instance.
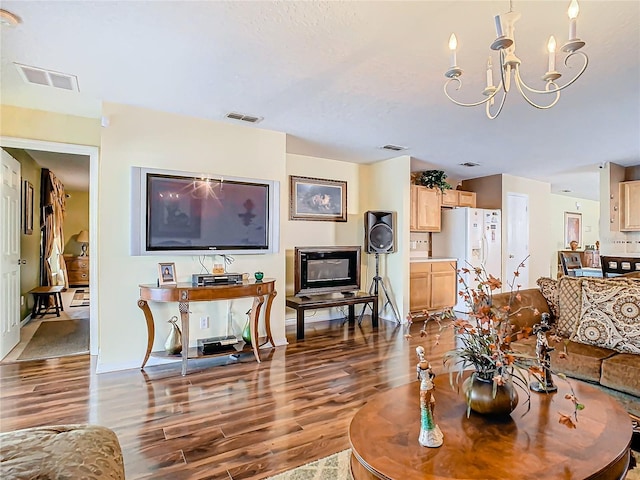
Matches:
[[462, 374, 518, 416]]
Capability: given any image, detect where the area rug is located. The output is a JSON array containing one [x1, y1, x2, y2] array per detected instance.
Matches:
[[70, 289, 90, 307], [265, 449, 353, 480], [266, 449, 640, 480], [16, 319, 89, 361]]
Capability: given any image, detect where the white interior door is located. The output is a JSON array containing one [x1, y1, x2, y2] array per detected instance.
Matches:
[[505, 193, 530, 288], [1, 149, 21, 359]]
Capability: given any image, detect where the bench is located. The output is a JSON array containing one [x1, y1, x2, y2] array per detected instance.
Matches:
[[28, 286, 65, 318]]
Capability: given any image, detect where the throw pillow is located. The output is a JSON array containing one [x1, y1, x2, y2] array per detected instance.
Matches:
[[572, 279, 640, 354], [536, 277, 559, 318], [556, 276, 583, 337]]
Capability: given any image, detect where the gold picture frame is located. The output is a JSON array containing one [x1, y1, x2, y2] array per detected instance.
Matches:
[[22, 180, 34, 235], [158, 262, 177, 286], [564, 212, 582, 248], [289, 175, 347, 222]]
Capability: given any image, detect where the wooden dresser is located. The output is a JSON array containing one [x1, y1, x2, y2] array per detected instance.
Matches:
[[65, 255, 90, 286]]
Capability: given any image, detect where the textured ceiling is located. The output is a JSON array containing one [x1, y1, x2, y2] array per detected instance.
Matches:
[[1, 1, 639, 200]]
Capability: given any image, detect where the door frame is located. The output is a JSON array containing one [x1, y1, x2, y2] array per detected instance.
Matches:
[[0, 136, 99, 355]]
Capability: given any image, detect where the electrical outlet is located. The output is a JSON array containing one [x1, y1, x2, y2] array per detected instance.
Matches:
[[200, 316, 209, 329]]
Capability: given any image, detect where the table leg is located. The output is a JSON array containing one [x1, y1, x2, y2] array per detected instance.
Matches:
[[297, 308, 305, 340], [262, 290, 277, 347], [372, 298, 379, 328], [250, 295, 265, 363], [137, 300, 155, 369], [58, 292, 64, 312], [31, 295, 38, 318], [348, 304, 355, 325], [53, 294, 61, 317], [178, 301, 190, 376]]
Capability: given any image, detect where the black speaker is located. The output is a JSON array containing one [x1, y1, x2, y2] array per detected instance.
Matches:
[[364, 211, 396, 254]]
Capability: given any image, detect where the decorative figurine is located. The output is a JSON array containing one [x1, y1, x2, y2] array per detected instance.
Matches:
[[416, 346, 444, 447], [530, 313, 557, 393], [164, 316, 182, 355]]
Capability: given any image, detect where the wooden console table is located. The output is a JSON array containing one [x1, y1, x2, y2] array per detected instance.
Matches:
[[349, 374, 632, 480], [138, 279, 277, 375], [285, 292, 378, 340]]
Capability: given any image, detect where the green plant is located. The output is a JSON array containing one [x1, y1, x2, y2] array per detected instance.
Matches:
[[418, 170, 452, 192]]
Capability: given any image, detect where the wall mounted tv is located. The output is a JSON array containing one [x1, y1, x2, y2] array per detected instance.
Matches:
[[131, 167, 280, 256], [294, 246, 361, 296]]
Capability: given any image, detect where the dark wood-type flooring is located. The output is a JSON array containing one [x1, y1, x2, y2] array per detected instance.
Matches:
[[0, 317, 450, 479]]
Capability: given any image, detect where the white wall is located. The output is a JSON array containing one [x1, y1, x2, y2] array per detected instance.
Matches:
[[283, 153, 365, 322], [363, 155, 411, 322], [501, 175, 553, 287], [98, 103, 288, 372]]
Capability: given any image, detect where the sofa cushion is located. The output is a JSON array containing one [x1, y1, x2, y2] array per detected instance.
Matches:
[[536, 277, 559, 318], [548, 338, 617, 383], [556, 276, 583, 337], [601, 353, 640, 397], [572, 278, 640, 354], [0, 424, 124, 480]]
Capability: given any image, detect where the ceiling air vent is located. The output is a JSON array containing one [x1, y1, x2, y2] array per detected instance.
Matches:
[[380, 144, 408, 151], [225, 112, 263, 124], [14, 63, 79, 91], [459, 162, 480, 167]]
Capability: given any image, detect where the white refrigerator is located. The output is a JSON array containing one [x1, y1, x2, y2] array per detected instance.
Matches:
[[432, 208, 502, 312]]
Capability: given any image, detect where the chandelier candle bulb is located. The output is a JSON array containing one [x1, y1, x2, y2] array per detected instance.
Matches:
[[486, 57, 493, 87], [547, 36, 556, 72], [494, 14, 503, 37], [568, 0, 579, 39], [449, 33, 458, 67]]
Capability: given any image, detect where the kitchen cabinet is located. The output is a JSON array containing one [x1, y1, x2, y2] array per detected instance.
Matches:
[[620, 180, 640, 231], [410, 185, 441, 232], [441, 190, 477, 208], [410, 260, 457, 312]]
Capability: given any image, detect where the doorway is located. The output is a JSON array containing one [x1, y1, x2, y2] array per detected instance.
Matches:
[[505, 192, 530, 288], [0, 136, 98, 358]]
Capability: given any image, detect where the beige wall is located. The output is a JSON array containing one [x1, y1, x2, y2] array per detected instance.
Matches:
[[63, 190, 90, 256], [599, 163, 640, 255]]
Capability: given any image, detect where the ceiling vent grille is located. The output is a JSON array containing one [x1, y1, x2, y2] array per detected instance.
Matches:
[[225, 112, 263, 124], [14, 63, 79, 91], [380, 144, 408, 151], [459, 162, 480, 167]]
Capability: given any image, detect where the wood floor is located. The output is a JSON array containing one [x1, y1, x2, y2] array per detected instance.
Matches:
[[0, 316, 453, 479]]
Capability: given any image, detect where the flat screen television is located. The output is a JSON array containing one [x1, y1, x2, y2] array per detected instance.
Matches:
[[131, 167, 280, 256], [294, 246, 361, 296]]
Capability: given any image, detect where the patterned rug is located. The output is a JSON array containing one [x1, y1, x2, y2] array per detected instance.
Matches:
[[265, 449, 352, 480], [266, 448, 639, 480], [70, 289, 90, 307]]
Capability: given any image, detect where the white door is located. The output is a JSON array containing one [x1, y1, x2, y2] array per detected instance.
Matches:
[[505, 193, 530, 288], [1, 149, 21, 359]]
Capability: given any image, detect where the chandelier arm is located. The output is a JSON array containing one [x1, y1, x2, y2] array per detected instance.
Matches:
[[515, 51, 588, 95], [514, 67, 561, 109], [499, 49, 510, 93], [486, 89, 508, 119], [443, 77, 502, 107]]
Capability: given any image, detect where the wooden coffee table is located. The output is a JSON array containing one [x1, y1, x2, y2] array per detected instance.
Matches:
[[349, 374, 633, 480]]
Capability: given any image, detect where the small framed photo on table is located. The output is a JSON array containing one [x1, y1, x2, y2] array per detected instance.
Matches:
[[158, 262, 177, 286]]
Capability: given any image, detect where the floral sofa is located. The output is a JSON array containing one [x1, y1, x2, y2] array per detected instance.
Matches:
[[0, 424, 125, 479], [491, 275, 640, 407]]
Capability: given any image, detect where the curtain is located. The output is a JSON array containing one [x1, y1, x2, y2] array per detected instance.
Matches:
[[41, 169, 68, 289]]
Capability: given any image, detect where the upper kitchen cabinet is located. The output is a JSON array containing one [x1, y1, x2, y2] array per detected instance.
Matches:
[[411, 185, 441, 232], [441, 190, 477, 208], [620, 180, 640, 231]]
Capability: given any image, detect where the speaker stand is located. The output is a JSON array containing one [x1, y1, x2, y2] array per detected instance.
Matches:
[[358, 253, 401, 325]]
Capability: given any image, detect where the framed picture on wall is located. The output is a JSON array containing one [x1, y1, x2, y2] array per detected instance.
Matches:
[[22, 180, 34, 235], [158, 262, 177, 286], [289, 175, 347, 222], [564, 212, 582, 248]]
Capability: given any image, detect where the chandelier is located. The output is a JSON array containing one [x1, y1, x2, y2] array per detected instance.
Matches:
[[444, 0, 588, 119]]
